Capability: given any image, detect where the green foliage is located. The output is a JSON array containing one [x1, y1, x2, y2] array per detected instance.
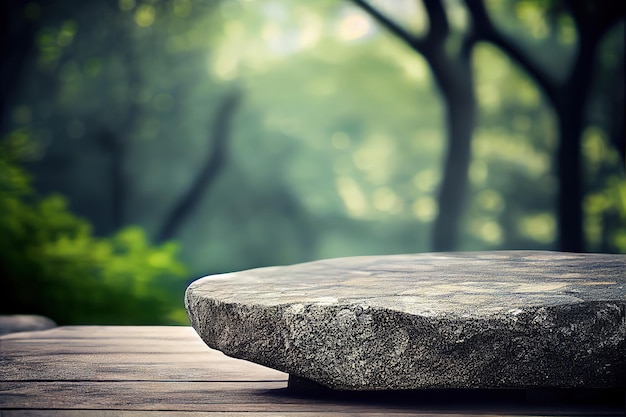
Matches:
[[0, 132, 188, 324]]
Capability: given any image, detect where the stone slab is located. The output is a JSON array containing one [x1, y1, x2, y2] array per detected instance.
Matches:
[[185, 251, 626, 390], [0, 315, 56, 336]]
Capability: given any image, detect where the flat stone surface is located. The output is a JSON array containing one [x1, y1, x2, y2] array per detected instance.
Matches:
[[185, 251, 626, 390], [0, 315, 56, 336]]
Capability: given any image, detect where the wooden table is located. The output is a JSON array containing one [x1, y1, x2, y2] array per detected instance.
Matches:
[[0, 326, 623, 416]]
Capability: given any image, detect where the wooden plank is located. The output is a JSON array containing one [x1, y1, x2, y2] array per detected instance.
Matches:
[[2, 381, 603, 415], [1, 381, 622, 415], [0, 411, 504, 417], [1, 381, 288, 411], [0, 355, 284, 382], [1, 326, 191, 340], [1, 325, 190, 338], [0, 326, 622, 416], [0, 352, 285, 382], [0, 380, 444, 413], [0, 326, 286, 382]]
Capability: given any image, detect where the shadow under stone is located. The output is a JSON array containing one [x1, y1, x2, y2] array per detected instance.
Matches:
[[263, 375, 626, 415]]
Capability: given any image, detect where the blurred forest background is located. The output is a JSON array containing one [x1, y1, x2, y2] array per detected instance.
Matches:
[[1, 0, 624, 325]]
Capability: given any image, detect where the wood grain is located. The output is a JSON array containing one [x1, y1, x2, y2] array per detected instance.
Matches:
[[2, 381, 600, 415], [0, 411, 508, 417], [0, 326, 286, 382], [0, 326, 622, 416]]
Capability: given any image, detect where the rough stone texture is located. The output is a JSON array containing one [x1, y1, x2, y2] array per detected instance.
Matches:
[[185, 251, 626, 390], [0, 315, 57, 336]]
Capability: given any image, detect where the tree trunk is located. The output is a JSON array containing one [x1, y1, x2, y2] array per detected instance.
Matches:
[[430, 54, 477, 251], [0, 1, 37, 137], [348, 0, 479, 252], [556, 105, 584, 252], [556, 37, 596, 253], [156, 88, 242, 243]]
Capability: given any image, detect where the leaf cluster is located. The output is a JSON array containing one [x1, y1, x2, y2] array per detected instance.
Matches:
[[0, 131, 188, 324]]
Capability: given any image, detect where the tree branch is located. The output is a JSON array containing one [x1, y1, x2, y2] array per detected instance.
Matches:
[[156, 88, 243, 243], [566, 0, 626, 44], [464, 0, 559, 106], [422, 0, 449, 45], [349, 0, 427, 54]]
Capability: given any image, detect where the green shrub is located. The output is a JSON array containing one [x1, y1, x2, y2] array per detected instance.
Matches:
[[0, 131, 189, 324]]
